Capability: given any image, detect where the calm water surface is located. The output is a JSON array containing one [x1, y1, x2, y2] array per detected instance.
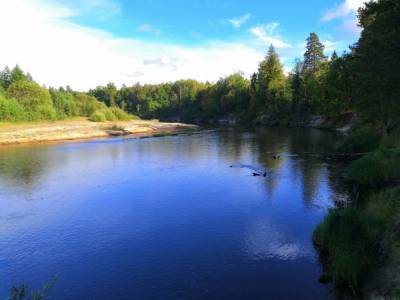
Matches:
[[0, 128, 347, 299]]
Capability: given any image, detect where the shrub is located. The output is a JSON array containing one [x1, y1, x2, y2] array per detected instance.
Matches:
[[51, 90, 79, 117], [74, 94, 104, 117], [104, 109, 117, 121], [314, 208, 372, 292], [110, 107, 132, 121], [0, 95, 26, 121], [90, 110, 106, 122], [7, 80, 52, 108], [347, 147, 400, 187], [35, 104, 57, 121], [314, 187, 400, 293], [336, 125, 382, 153]]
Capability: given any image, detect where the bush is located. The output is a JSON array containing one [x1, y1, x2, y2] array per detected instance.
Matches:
[[104, 109, 117, 121], [336, 125, 382, 153], [314, 187, 400, 293], [51, 90, 79, 117], [35, 104, 57, 121], [110, 107, 132, 121], [90, 110, 106, 122], [74, 94, 104, 117], [314, 208, 372, 292], [7, 80, 52, 108], [347, 147, 400, 187], [0, 95, 26, 121]]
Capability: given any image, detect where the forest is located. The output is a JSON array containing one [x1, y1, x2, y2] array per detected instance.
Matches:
[[0, 0, 399, 296], [1, 1, 398, 132]]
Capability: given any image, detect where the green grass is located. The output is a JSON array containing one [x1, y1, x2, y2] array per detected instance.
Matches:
[[346, 147, 400, 188], [314, 187, 400, 294], [336, 125, 382, 154]]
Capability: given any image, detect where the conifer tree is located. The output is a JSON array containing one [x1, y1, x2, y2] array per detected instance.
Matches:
[[303, 33, 327, 73]]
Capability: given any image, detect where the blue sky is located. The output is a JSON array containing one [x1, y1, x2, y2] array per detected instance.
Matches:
[[0, 0, 366, 90], [65, 0, 358, 43]]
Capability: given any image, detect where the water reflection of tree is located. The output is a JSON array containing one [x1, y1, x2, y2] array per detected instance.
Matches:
[[0, 146, 49, 187], [0, 128, 349, 208], [288, 129, 343, 207]]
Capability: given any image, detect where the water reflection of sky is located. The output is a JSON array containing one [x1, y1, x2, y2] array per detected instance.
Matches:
[[0, 128, 343, 299]]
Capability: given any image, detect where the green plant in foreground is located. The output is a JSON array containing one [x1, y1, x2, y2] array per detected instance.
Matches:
[[90, 110, 106, 122], [314, 187, 400, 294]]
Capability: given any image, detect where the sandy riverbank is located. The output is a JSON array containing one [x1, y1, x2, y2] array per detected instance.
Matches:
[[0, 118, 198, 146]]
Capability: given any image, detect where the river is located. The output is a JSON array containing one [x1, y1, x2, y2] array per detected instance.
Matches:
[[0, 127, 348, 299]]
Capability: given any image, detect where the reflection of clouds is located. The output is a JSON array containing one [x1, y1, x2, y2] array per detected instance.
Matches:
[[245, 219, 313, 261]]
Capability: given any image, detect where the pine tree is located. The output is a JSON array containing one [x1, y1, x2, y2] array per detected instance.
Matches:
[[303, 33, 327, 73], [256, 45, 287, 114], [0, 66, 12, 89]]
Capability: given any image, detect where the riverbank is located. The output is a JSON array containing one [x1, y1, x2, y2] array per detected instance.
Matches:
[[0, 118, 198, 146], [312, 125, 400, 298], [197, 112, 359, 134]]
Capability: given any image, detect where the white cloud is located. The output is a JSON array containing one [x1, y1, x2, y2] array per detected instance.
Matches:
[[0, 0, 265, 91], [322, 0, 366, 22], [250, 22, 292, 49], [137, 24, 161, 35], [228, 13, 251, 28]]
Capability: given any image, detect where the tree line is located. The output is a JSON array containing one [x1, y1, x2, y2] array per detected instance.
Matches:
[[0, 0, 398, 133], [0, 66, 131, 122], [86, 0, 398, 131]]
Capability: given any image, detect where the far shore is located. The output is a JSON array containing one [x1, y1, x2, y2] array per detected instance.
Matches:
[[0, 118, 198, 146]]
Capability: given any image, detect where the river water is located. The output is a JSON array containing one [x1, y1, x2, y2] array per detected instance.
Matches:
[[0, 127, 347, 299]]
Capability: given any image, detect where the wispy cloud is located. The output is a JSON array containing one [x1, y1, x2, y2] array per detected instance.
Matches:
[[58, 0, 121, 19], [0, 0, 264, 90], [250, 22, 291, 49], [228, 13, 251, 28], [137, 24, 161, 35], [321, 0, 373, 36], [322, 0, 366, 22]]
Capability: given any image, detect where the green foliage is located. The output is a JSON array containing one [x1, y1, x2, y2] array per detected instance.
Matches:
[[0, 66, 12, 89], [7, 80, 52, 108], [314, 208, 372, 292], [336, 125, 382, 153], [74, 93, 105, 117], [0, 94, 26, 121], [303, 32, 327, 72], [250, 45, 288, 116], [50, 89, 79, 118], [314, 187, 400, 293], [110, 107, 132, 121], [104, 109, 117, 121], [352, 0, 400, 132], [347, 147, 400, 187], [90, 110, 106, 122]]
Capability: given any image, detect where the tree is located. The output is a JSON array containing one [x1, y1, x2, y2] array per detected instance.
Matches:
[[0, 66, 12, 89], [352, 0, 400, 132], [289, 59, 304, 113], [303, 33, 327, 73], [10, 65, 29, 83], [256, 45, 288, 114], [323, 52, 353, 115], [7, 80, 52, 108]]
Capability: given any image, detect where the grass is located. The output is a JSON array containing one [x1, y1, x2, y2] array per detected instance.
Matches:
[[314, 187, 400, 294], [346, 147, 400, 188], [336, 124, 382, 154], [313, 126, 400, 296]]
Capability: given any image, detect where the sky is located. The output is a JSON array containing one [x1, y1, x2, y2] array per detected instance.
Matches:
[[0, 0, 368, 91]]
